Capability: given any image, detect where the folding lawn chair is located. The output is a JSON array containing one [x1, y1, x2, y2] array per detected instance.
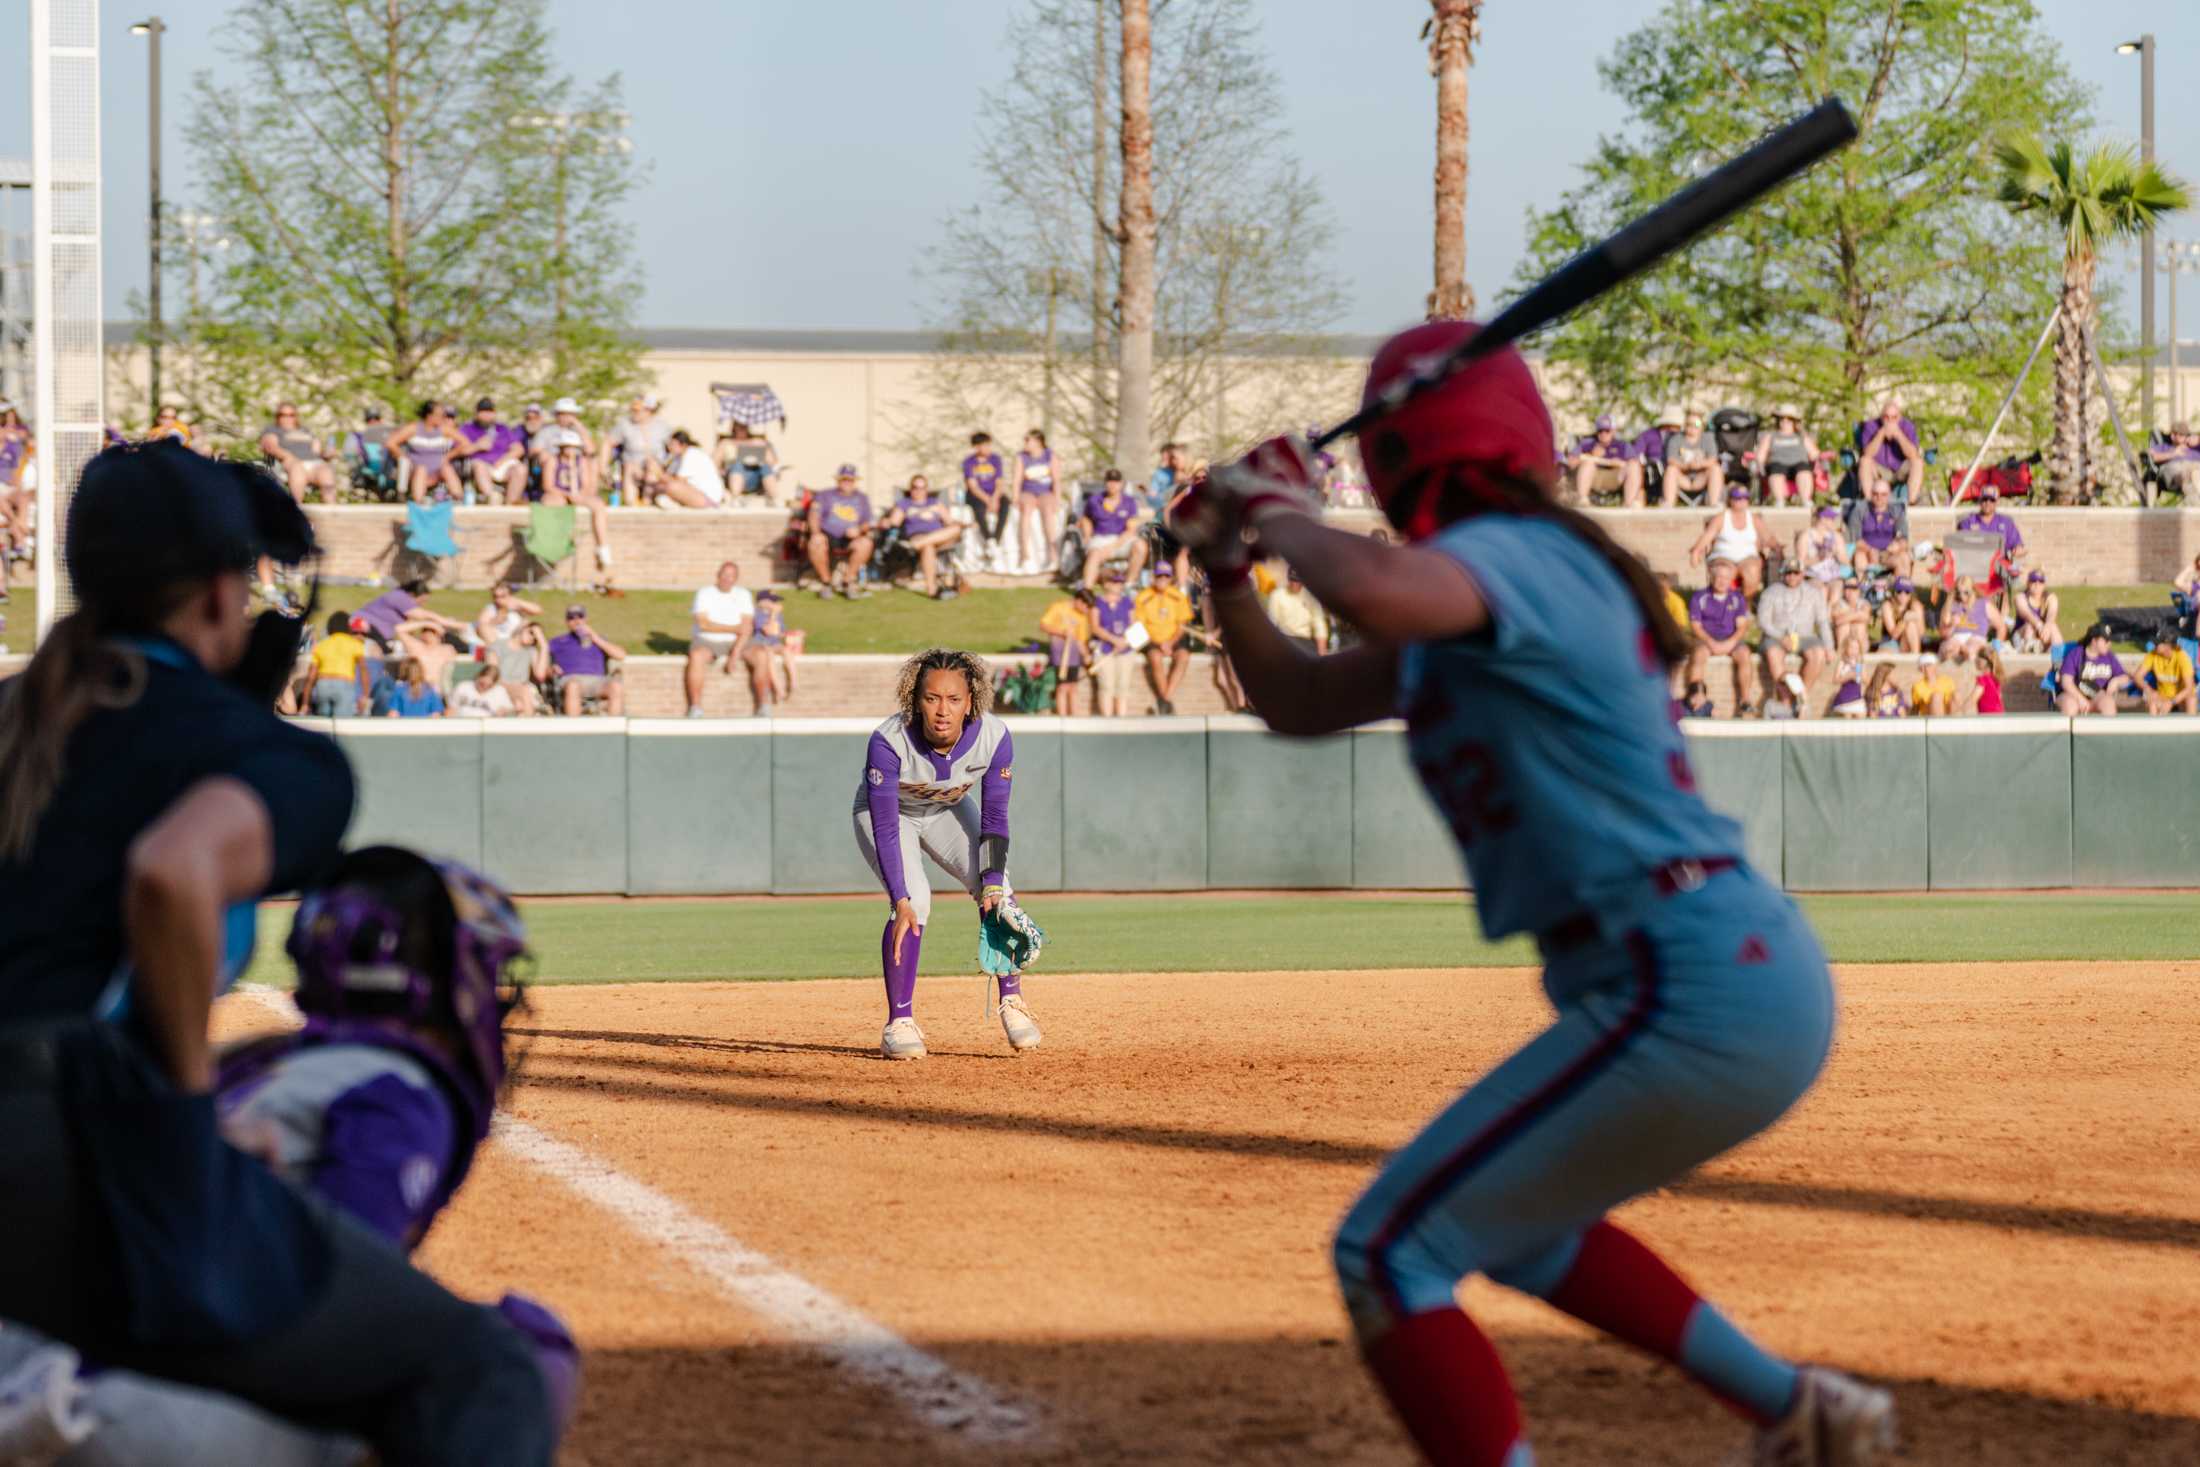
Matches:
[[517, 504, 579, 592]]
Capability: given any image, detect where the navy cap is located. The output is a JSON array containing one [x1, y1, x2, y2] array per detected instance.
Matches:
[[66, 441, 315, 609]]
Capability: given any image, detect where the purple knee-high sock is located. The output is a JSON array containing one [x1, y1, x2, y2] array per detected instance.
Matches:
[[882, 919, 922, 1019], [994, 969, 1021, 999]]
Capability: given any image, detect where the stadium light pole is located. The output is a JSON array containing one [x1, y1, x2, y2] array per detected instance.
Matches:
[[2119, 34, 2155, 432], [131, 18, 165, 415]]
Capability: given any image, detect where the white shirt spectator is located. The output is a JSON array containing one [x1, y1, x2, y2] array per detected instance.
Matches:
[[668, 444, 726, 506], [448, 679, 516, 718], [692, 581, 756, 650]]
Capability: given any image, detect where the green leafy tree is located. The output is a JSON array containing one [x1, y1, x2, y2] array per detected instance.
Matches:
[[1995, 135, 2187, 502], [174, 0, 646, 449], [1516, 0, 2092, 481]]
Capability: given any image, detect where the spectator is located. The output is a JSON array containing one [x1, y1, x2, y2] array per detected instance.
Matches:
[[1567, 413, 1644, 507], [474, 580, 540, 648], [1764, 673, 1805, 721], [1678, 680, 1716, 718], [1865, 663, 1903, 717], [2010, 570, 2063, 652], [303, 610, 369, 717], [962, 432, 1012, 571], [548, 604, 627, 716], [1831, 579, 1872, 664], [0, 402, 29, 558], [1857, 396, 1924, 502], [1039, 586, 1095, 716], [1149, 441, 1188, 505], [1655, 571, 1689, 635], [259, 402, 337, 505], [1971, 647, 2006, 715], [1135, 562, 1195, 714], [1011, 428, 1065, 575], [2149, 420, 2200, 498], [1195, 569, 1249, 713], [343, 405, 398, 498], [457, 398, 528, 506], [1754, 406, 1824, 506], [1876, 577, 1926, 654], [1688, 558, 1759, 715], [2056, 624, 2133, 716], [1829, 661, 1865, 718], [1688, 486, 1773, 598], [1908, 652, 1956, 716], [385, 658, 445, 719], [807, 463, 877, 598], [539, 411, 620, 595], [882, 475, 963, 599], [1844, 478, 1913, 582], [645, 429, 727, 509], [396, 622, 460, 691], [1955, 485, 2027, 580], [1089, 569, 1140, 717], [1938, 576, 2005, 664], [356, 579, 470, 647], [1660, 410, 1723, 507], [2173, 553, 2200, 619], [602, 394, 670, 502], [1635, 409, 1679, 493], [483, 621, 550, 717], [449, 662, 516, 718], [2139, 634, 2197, 716], [1793, 505, 1846, 605], [1756, 560, 1834, 696], [715, 420, 783, 503], [539, 398, 598, 484], [514, 405, 548, 498], [1266, 566, 1331, 655], [684, 560, 758, 718], [389, 401, 468, 503], [145, 404, 199, 449], [1078, 469, 1149, 589], [751, 589, 798, 711]]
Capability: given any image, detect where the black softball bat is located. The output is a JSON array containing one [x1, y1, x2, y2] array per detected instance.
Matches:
[[1312, 96, 1859, 451]]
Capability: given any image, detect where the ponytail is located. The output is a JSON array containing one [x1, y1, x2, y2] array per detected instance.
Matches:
[[1406, 469, 1694, 671], [0, 611, 149, 860]]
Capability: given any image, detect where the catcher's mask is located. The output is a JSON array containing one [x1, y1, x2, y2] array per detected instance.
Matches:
[[285, 846, 530, 1129], [1355, 320, 1558, 543], [66, 438, 320, 703]]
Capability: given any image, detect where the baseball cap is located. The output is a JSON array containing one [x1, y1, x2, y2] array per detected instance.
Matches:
[[1817, 504, 1839, 519], [1917, 652, 1937, 667], [1105, 567, 1126, 582], [2174, 419, 2192, 435], [523, 403, 544, 416], [1979, 486, 1999, 500], [67, 440, 317, 600], [835, 462, 859, 479], [2027, 569, 2046, 584], [1103, 468, 1124, 482], [364, 406, 385, 421], [1594, 413, 1614, 430], [1892, 577, 1914, 593], [1152, 562, 1174, 577], [565, 605, 588, 620], [1656, 406, 1683, 427], [2085, 621, 2111, 642], [475, 396, 496, 413], [553, 396, 581, 414], [640, 393, 662, 410], [556, 428, 583, 448], [1727, 486, 1749, 501], [1781, 561, 1803, 576], [757, 588, 782, 603]]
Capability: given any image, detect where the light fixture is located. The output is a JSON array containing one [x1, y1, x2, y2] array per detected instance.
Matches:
[[129, 20, 151, 34]]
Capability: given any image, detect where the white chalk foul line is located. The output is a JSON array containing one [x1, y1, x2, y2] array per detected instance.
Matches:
[[230, 985, 1046, 1447]]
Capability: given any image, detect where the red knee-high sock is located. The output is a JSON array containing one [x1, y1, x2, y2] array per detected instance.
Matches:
[[1362, 1308, 1526, 1467]]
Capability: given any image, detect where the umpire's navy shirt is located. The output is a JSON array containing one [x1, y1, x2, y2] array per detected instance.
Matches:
[[0, 637, 355, 1023]]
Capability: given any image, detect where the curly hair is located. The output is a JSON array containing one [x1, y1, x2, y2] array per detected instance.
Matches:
[[894, 647, 993, 727]]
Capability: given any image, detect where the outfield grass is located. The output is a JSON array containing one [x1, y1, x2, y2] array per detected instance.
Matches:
[[241, 889, 2200, 988]]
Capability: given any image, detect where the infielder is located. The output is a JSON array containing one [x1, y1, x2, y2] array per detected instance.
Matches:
[[0, 846, 576, 1466], [1173, 322, 1894, 1467], [853, 648, 1042, 1060]]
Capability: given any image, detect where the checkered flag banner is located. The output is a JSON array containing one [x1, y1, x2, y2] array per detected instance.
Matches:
[[711, 382, 786, 432]]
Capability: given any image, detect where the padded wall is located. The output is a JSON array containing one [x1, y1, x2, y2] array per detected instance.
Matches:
[[1681, 729, 1784, 882], [336, 723, 483, 869], [1061, 721, 1207, 889], [995, 720, 1064, 893], [769, 722, 877, 893], [1927, 721, 2072, 888], [1781, 729, 1928, 890], [1350, 726, 1466, 889], [624, 724, 775, 894], [2071, 724, 2200, 885], [480, 724, 629, 892], [1206, 721, 1354, 888]]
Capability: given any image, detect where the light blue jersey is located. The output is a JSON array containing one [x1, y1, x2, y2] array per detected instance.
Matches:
[[1399, 515, 1744, 945]]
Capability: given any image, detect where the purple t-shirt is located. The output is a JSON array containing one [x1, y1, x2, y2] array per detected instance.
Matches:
[[548, 630, 608, 677], [1858, 417, 1920, 472], [1956, 510, 2023, 555], [962, 452, 1005, 494], [356, 588, 419, 642], [458, 419, 519, 462], [1573, 433, 1638, 462], [813, 488, 873, 540], [1085, 492, 1137, 536], [896, 495, 948, 536], [1689, 586, 1749, 641], [1092, 592, 1136, 639], [1846, 501, 1906, 551], [1633, 428, 1669, 461], [2060, 646, 2126, 697]]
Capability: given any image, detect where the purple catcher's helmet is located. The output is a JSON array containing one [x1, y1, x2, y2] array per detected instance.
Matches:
[[285, 846, 529, 1124]]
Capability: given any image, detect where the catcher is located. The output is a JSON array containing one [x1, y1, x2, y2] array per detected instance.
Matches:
[[852, 648, 1045, 1060]]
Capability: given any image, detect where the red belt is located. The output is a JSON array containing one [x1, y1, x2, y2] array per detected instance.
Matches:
[[1540, 857, 1739, 954]]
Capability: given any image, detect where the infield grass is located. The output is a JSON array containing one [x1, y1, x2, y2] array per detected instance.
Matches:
[[242, 889, 2200, 988]]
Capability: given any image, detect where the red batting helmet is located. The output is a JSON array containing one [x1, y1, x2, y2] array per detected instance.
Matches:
[[1356, 320, 1557, 542]]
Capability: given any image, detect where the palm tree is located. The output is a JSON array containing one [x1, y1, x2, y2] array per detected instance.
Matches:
[[1996, 135, 2188, 503], [1423, 0, 1481, 321]]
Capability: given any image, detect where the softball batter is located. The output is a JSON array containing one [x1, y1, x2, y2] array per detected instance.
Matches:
[[852, 648, 1041, 1059], [1174, 321, 1894, 1467]]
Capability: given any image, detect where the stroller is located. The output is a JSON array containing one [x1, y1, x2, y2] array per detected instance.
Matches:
[[1707, 408, 1761, 499]]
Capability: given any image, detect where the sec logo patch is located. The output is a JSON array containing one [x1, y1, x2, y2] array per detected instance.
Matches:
[[1001, 766, 1012, 781], [867, 767, 884, 785]]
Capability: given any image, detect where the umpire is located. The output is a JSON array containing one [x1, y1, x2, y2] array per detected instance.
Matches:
[[0, 441, 552, 1464]]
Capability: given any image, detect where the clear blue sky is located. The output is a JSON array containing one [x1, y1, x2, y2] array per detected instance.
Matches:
[[0, 0, 2192, 336]]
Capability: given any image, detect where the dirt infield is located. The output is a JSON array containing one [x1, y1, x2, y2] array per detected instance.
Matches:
[[233, 959, 2200, 1463]]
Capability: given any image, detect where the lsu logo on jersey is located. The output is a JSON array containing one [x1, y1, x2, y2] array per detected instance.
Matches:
[[903, 780, 974, 806]]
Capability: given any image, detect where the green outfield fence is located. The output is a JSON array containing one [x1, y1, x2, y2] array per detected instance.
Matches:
[[306, 716, 2200, 895]]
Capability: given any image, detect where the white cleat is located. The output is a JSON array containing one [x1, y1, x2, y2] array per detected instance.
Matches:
[[881, 1017, 928, 1061], [0, 1342, 96, 1462], [998, 993, 1042, 1052], [1744, 1367, 1897, 1467]]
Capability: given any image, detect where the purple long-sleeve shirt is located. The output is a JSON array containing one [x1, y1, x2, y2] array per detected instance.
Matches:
[[859, 711, 1015, 904]]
